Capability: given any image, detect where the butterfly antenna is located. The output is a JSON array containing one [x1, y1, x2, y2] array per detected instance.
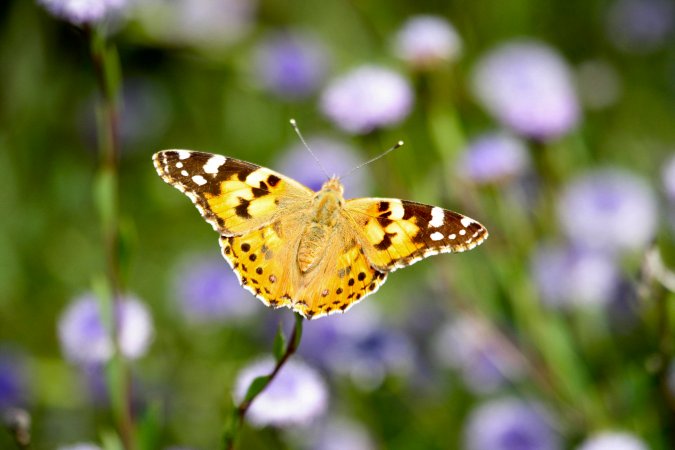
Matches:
[[341, 140, 405, 179], [289, 119, 331, 179]]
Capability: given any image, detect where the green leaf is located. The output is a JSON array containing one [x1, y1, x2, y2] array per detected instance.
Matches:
[[100, 429, 124, 450], [243, 375, 271, 404], [292, 313, 304, 349], [273, 323, 287, 362], [136, 401, 161, 450]]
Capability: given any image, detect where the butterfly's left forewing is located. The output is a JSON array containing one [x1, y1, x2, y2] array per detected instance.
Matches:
[[153, 150, 313, 235], [345, 198, 488, 271]]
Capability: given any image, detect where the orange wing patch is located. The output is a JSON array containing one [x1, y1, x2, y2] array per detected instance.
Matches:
[[346, 198, 489, 271], [153, 150, 311, 235]]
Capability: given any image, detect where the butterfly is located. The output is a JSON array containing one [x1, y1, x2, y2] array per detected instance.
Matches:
[[153, 150, 488, 319]]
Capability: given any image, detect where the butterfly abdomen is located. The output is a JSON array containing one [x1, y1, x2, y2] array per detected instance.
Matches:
[[297, 186, 344, 273]]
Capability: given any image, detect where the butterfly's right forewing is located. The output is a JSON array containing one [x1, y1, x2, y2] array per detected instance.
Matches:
[[153, 150, 313, 236]]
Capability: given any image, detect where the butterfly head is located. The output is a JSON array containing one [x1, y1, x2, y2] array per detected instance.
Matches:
[[320, 176, 345, 196]]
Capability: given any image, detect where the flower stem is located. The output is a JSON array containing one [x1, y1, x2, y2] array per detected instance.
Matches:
[[87, 26, 135, 450], [223, 313, 304, 450]]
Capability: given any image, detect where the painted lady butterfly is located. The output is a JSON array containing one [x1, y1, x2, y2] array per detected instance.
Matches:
[[153, 149, 488, 319]]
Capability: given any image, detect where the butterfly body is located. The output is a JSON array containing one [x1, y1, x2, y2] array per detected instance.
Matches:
[[154, 150, 488, 319]]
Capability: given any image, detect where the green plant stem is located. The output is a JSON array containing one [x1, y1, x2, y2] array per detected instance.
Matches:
[[88, 26, 135, 450], [224, 314, 304, 450]]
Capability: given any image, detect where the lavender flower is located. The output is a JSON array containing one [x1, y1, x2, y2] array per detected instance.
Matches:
[[432, 317, 523, 394], [174, 254, 258, 323], [296, 417, 375, 450], [320, 66, 413, 134], [57, 445, 103, 450], [253, 31, 330, 100], [606, 0, 675, 54], [558, 169, 658, 252], [300, 304, 415, 390], [0, 349, 28, 409], [58, 293, 154, 365], [576, 432, 648, 450], [457, 131, 530, 184], [134, 0, 256, 50], [393, 15, 462, 69], [532, 244, 621, 309], [471, 41, 579, 140], [464, 398, 561, 450], [276, 136, 370, 196], [233, 356, 328, 427], [38, 0, 126, 25], [575, 60, 622, 110]]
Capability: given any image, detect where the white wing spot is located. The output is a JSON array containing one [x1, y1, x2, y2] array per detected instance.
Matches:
[[203, 155, 226, 174], [430, 207, 444, 228], [459, 229, 467, 236], [461, 217, 473, 228], [389, 200, 405, 219], [449, 233, 456, 240], [176, 162, 183, 169], [181, 170, 189, 177], [430, 231, 444, 241], [177, 150, 191, 160], [192, 175, 207, 186]]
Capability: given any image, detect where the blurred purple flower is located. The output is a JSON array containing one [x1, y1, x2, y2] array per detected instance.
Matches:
[[457, 131, 530, 184], [662, 154, 675, 201], [233, 356, 328, 427], [0, 349, 28, 409], [576, 60, 622, 110], [471, 41, 579, 140], [464, 398, 561, 450], [57, 444, 103, 450], [606, 0, 675, 54], [558, 169, 658, 252], [134, 0, 256, 50], [532, 244, 621, 309], [276, 136, 370, 196], [174, 254, 258, 323], [38, 0, 126, 25], [320, 66, 413, 134], [254, 31, 330, 100], [393, 15, 462, 69], [576, 432, 648, 450], [58, 293, 154, 365], [432, 317, 523, 394], [300, 305, 415, 390], [295, 416, 375, 450]]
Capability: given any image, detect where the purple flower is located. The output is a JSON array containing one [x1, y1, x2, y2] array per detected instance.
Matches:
[[471, 41, 579, 140], [393, 15, 462, 69], [464, 398, 561, 450], [276, 136, 371, 196], [300, 305, 415, 390], [38, 0, 126, 25], [606, 0, 675, 54], [576, 432, 648, 450], [457, 132, 530, 184], [532, 244, 621, 309], [134, 0, 256, 50], [294, 417, 375, 450], [253, 31, 330, 100], [233, 356, 328, 427], [320, 66, 414, 134], [557, 169, 658, 252], [58, 293, 154, 365], [0, 349, 28, 409], [575, 60, 622, 110], [57, 444, 102, 450], [432, 317, 523, 394], [174, 254, 258, 323]]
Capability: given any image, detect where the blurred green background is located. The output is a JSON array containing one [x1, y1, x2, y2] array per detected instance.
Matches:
[[1, 0, 675, 449]]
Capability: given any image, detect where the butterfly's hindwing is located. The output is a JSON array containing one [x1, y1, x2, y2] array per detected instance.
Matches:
[[153, 150, 312, 235], [345, 198, 488, 271]]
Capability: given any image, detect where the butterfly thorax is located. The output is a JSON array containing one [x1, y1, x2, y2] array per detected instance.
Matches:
[[296, 177, 346, 273]]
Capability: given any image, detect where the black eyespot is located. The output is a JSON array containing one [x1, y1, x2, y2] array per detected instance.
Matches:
[[241, 243, 251, 252], [357, 272, 366, 281], [348, 278, 355, 286], [249, 254, 257, 261], [256, 267, 263, 275]]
